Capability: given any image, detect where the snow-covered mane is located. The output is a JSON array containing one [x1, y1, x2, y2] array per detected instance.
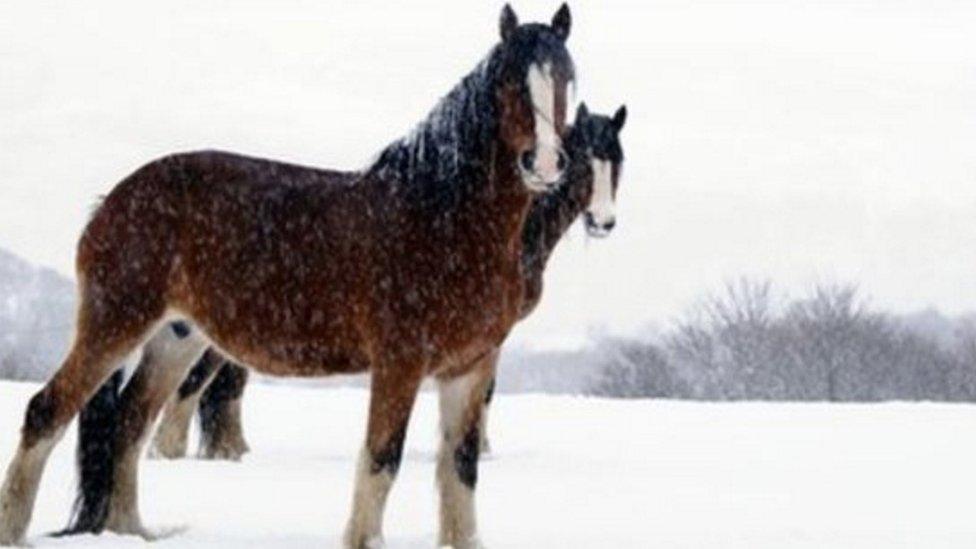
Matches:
[[367, 57, 499, 211], [367, 22, 575, 216]]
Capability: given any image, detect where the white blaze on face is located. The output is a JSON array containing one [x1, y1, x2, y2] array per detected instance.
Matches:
[[525, 62, 563, 186], [588, 158, 615, 226]]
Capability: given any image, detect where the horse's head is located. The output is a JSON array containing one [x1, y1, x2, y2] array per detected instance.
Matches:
[[494, 4, 575, 193], [573, 102, 627, 238]]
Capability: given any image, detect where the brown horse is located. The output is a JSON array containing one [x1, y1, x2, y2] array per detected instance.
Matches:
[[145, 102, 628, 462], [0, 5, 575, 547]]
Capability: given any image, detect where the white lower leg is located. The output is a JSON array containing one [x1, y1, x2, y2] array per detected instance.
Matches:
[[437, 372, 484, 548], [436, 446, 478, 548], [478, 405, 491, 455], [222, 397, 249, 456], [105, 325, 208, 536], [202, 397, 249, 461], [343, 448, 393, 549], [104, 446, 148, 536], [149, 391, 201, 459], [0, 432, 62, 545]]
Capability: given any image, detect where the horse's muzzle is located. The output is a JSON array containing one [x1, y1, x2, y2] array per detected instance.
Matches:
[[519, 147, 566, 192], [584, 212, 615, 238]]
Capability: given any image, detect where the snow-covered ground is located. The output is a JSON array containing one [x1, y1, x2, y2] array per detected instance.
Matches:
[[3, 380, 976, 548]]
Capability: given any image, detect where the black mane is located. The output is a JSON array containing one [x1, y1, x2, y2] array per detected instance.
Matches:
[[367, 57, 498, 214], [367, 24, 574, 218]]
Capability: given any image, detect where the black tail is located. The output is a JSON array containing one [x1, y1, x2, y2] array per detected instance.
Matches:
[[55, 369, 125, 536]]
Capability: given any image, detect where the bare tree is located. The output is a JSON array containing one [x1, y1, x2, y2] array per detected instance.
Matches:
[[588, 280, 976, 402], [588, 338, 682, 399]]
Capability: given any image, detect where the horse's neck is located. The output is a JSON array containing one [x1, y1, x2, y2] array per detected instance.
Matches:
[[521, 164, 589, 279], [477, 144, 535, 251], [371, 73, 532, 249]]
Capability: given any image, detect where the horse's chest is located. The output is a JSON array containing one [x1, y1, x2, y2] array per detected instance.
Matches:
[[393, 242, 520, 346], [448, 244, 521, 314]]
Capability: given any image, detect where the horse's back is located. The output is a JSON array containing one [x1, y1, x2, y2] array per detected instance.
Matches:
[[172, 150, 357, 190], [167, 151, 377, 373], [76, 150, 375, 373]]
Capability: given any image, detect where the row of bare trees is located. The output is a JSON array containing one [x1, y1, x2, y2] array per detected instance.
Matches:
[[588, 280, 976, 401]]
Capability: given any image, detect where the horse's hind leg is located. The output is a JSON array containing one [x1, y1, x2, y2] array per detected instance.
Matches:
[[198, 363, 250, 460], [343, 366, 423, 549], [103, 326, 209, 536], [0, 299, 165, 545], [436, 352, 496, 549], [149, 348, 223, 460]]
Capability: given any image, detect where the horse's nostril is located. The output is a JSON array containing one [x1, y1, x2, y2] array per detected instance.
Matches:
[[556, 150, 568, 172], [519, 150, 536, 172], [603, 220, 616, 231]]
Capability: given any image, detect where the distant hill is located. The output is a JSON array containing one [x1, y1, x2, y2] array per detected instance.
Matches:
[[0, 247, 75, 380]]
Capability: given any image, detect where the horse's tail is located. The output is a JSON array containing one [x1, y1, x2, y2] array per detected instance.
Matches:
[[55, 369, 125, 536]]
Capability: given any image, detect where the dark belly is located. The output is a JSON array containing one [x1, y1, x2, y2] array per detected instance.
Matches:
[[206, 327, 372, 377]]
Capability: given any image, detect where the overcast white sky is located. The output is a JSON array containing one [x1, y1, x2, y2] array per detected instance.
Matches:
[[1, 1, 974, 349]]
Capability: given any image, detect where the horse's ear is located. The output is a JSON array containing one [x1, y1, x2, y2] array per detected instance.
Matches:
[[575, 102, 589, 124], [500, 4, 519, 42], [551, 3, 571, 41], [611, 105, 627, 132]]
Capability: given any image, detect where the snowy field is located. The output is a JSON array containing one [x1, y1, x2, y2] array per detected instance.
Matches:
[[3, 380, 976, 548]]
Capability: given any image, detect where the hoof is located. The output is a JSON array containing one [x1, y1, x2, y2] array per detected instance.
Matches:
[[343, 533, 385, 549], [0, 490, 29, 546], [0, 508, 25, 546], [104, 510, 151, 540], [140, 524, 189, 541], [105, 523, 169, 542], [438, 534, 483, 549], [200, 435, 250, 462], [201, 448, 243, 462], [147, 442, 186, 460], [0, 532, 23, 547], [148, 427, 189, 460], [105, 522, 148, 538]]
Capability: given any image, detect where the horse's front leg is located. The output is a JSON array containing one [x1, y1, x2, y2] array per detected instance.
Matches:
[[436, 352, 495, 549], [343, 365, 422, 549]]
